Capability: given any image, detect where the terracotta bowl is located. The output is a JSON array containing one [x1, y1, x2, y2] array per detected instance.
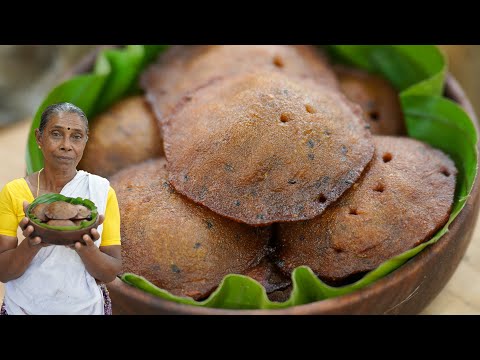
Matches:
[[104, 73, 479, 315], [27, 203, 99, 246], [67, 48, 478, 314], [28, 217, 99, 245]]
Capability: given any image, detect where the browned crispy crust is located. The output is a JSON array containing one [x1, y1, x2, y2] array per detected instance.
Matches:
[[335, 65, 406, 136], [46, 219, 76, 227], [32, 203, 49, 222], [73, 205, 91, 220], [78, 96, 164, 178], [109, 158, 271, 300], [163, 71, 374, 226], [243, 258, 291, 294], [141, 45, 339, 123], [276, 136, 457, 285], [44, 201, 78, 220]]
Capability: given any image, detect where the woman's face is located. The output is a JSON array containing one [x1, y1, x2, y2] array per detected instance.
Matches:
[[37, 112, 88, 170]]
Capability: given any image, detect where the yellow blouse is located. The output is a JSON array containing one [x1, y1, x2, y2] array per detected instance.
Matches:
[[0, 178, 121, 246]]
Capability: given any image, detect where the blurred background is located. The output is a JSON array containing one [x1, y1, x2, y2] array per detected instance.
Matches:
[[0, 45, 97, 126], [0, 45, 479, 314]]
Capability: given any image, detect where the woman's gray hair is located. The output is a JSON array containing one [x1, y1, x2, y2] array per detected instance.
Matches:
[[39, 102, 89, 136]]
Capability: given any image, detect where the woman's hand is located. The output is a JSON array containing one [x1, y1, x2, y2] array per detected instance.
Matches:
[[21, 201, 49, 248], [69, 214, 121, 283], [71, 214, 105, 253]]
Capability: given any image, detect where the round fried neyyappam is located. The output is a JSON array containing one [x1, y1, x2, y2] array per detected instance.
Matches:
[[335, 65, 406, 135], [73, 204, 91, 220], [243, 258, 291, 294], [276, 136, 457, 285], [141, 45, 339, 122], [78, 96, 164, 178], [44, 201, 79, 220], [46, 219, 76, 227], [32, 203, 49, 222], [109, 158, 271, 300], [163, 71, 374, 226]]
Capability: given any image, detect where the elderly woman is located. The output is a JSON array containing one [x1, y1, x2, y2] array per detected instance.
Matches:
[[0, 102, 122, 315]]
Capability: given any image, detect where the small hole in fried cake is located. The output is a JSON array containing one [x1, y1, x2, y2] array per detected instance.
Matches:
[[280, 113, 292, 122], [273, 56, 284, 68], [440, 167, 451, 177], [305, 104, 316, 113], [349, 208, 359, 215], [373, 183, 385, 193], [383, 152, 393, 163], [369, 111, 380, 121]]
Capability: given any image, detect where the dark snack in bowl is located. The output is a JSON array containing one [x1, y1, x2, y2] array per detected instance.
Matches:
[[163, 71, 374, 226], [31, 203, 48, 222], [335, 65, 406, 135], [141, 45, 339, 122], [78, 96, 164, 178], [276, 136, 457, 285], [26, 194, 99, 245], [46, 219, 76, 227], [44, 201, 79, 220], [243, 258, 291, 295], [110, 158, 272, 300], [73, 204, 91, 219]]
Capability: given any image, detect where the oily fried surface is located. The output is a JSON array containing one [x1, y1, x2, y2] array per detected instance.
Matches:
[[78, 96, 164, 178], [44, 201, 78, 220], [32, 203, 48, 221], [164, 71, 374, 225], [46, 219, 76, 227], [110, 158, 271, 300], [73, 205, 91, 219], [335, 65, 406, 136], [141, 45, 339, 123], [276, 136, 457, 285], [243, 258, 291, 294]]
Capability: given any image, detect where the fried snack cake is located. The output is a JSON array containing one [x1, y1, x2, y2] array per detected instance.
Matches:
[[243, 258, 291, 295], [44, 201, 79, 220], [141, 45, 339, 122], [163, 71, 374, 225], [79, 96, 164, 178], [110, 158, 271, 300], [276, 136, 457, 285], [335, 65, 406, 135], [32, 203, 48, 222]]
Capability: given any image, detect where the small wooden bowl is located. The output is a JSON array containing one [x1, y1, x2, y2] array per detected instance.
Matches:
[[27, 201, 99, 246], [104, 73, 479, 315], [27, 216, 99, 245]]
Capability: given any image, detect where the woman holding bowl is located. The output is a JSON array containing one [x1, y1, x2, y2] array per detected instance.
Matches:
[[0, 103, 122, 315]]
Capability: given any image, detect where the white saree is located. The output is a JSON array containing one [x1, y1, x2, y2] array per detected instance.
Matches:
[[3, 170, 110, 315]]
